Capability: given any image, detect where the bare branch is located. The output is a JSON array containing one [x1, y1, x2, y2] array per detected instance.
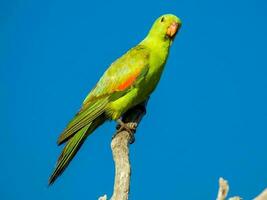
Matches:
[[99, 100, 147, 200], [228, 197, 242, 200], [98, 195, 107, 200], [216, 177, 267, 200], [99, 101, 267, 200], [216, 178, 242, 200], [254, 189, 267, 200], [217, 177, 230, 200]]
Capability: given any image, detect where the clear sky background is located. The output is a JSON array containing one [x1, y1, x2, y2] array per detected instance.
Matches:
[[1, 0, 267, 199]]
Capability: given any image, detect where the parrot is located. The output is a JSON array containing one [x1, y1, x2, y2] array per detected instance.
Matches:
[[49, 14, 182, 185]]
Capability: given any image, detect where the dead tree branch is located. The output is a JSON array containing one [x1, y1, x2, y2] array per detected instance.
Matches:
[[254, 189, 267, 200], [98, 102, 266, 200], [99, 100, 148, 200], [217, 177, 230, 200], [216, 177, 267, 200]]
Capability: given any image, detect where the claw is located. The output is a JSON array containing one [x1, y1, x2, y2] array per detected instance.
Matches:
[[127, 122, 138, 130], [114, 119, 136, 144]]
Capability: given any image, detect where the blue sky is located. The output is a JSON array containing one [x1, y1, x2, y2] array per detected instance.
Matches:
[[1, 0, 267, 199]]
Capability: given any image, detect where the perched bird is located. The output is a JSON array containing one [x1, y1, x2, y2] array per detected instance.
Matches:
[[49, 14, 182, 185]]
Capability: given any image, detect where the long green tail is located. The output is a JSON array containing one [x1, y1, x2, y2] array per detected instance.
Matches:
[[48, 115, 106, 185]]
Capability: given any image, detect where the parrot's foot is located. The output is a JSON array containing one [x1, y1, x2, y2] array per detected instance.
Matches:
[[114, 119, 137, 144]]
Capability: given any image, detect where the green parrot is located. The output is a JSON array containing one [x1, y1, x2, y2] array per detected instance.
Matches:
[[49, 14, 182, 185]]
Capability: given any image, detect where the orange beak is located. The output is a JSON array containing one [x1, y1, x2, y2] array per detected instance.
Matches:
[[166, 22, 179, 38]]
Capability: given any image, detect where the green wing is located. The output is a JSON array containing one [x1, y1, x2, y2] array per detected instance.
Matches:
[[57, 45, 150, 145], [83, 45, 150, 103]]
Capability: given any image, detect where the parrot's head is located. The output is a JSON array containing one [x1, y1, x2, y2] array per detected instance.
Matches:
[[147, 14, 182, 43]]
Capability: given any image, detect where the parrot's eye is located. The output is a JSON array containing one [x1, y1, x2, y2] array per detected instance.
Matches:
[[160, 17, 165, 22]]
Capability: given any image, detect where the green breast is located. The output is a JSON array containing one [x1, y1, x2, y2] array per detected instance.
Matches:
[[107, 41, 170, 120]]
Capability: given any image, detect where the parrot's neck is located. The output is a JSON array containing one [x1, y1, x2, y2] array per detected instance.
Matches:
[[140, 36, 171, 61]]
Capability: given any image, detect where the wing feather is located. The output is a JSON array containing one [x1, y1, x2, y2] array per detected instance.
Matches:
[[83, 45, 150, 104]]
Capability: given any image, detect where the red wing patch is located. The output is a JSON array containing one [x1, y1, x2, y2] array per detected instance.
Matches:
[[117, 69, 141, 91]]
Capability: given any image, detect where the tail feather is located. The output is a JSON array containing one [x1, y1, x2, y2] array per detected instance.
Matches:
[[48, 115, 106, 185], [57, 98, 108, 145]]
